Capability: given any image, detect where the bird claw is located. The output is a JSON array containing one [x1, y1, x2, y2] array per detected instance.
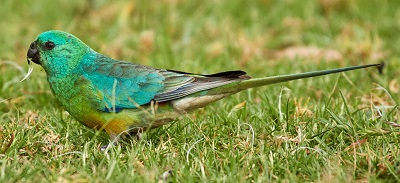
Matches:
[[100, 141, 116, 151], [100, 144, 108, 151], [100, 134, 120, 151], [159, 170, 173, 183]]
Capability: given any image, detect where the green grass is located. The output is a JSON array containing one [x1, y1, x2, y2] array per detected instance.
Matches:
[[1, 0, 400, 182]]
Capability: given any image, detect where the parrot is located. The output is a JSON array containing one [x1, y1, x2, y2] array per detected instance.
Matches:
[[25, 30, 379, 145]]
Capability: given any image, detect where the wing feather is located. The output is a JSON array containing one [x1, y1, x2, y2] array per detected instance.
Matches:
[[82, 54, 249, 112]]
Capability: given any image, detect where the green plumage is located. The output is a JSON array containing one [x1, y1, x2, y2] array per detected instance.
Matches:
[[26, 30, 379, 143]]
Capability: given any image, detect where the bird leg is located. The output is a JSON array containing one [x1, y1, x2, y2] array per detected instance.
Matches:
[[100, 128, 144, 151], [129, 127, 144, 141]]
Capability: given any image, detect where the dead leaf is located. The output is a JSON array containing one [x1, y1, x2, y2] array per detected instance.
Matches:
[[386, 121, 400, 128], [294, 97, 313, 117], [233, 101, 246, 110], [41, 133, 63, 153], [344, 138, 368, 151]]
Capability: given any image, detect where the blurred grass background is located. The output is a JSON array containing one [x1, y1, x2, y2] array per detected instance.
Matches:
[[1, 0, 400, 182]]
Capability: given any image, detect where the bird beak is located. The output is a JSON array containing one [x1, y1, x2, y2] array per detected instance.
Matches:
[[27, 41, 41, 65]]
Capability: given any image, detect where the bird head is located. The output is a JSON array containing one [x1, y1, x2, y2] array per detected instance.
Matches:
[[27, 30, 93, 77]]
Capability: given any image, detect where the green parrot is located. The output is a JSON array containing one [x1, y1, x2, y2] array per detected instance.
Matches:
[[26, 30, 379, 145]]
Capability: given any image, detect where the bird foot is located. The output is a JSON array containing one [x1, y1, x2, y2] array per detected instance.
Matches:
[[100, 134, 120, 151], [159, 170, 173, 183], [135, 132, 143, 141], [100, 144, 108, 151], [99, 132, 143, 151]]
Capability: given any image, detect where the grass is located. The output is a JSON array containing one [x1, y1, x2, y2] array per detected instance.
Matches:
[[1, 0, 400, 182]]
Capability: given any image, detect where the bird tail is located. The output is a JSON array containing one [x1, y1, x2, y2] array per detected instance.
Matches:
[[206, 63, 380, 95]]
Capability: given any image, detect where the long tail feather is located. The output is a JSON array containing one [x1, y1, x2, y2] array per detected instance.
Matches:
[[207, 64, 380, 95]]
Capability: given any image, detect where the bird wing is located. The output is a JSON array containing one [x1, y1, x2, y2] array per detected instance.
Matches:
[[82, 54, 248, 112], [154, 70, 249, 102]]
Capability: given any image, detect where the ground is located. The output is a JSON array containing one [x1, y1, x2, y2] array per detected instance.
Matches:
[[0, 0, 400, 182]]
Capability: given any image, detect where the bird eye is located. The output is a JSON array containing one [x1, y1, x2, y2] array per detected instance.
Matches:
[[44, 41, 55, 50]]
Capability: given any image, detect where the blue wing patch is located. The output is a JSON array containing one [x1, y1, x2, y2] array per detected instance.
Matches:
[[82, 54, 165, 112]]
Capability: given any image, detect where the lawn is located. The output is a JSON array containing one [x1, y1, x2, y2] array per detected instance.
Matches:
[[1, 0, 400, 182]]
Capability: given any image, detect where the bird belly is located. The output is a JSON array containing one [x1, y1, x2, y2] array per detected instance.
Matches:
[[101, 103, 181, 135]]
